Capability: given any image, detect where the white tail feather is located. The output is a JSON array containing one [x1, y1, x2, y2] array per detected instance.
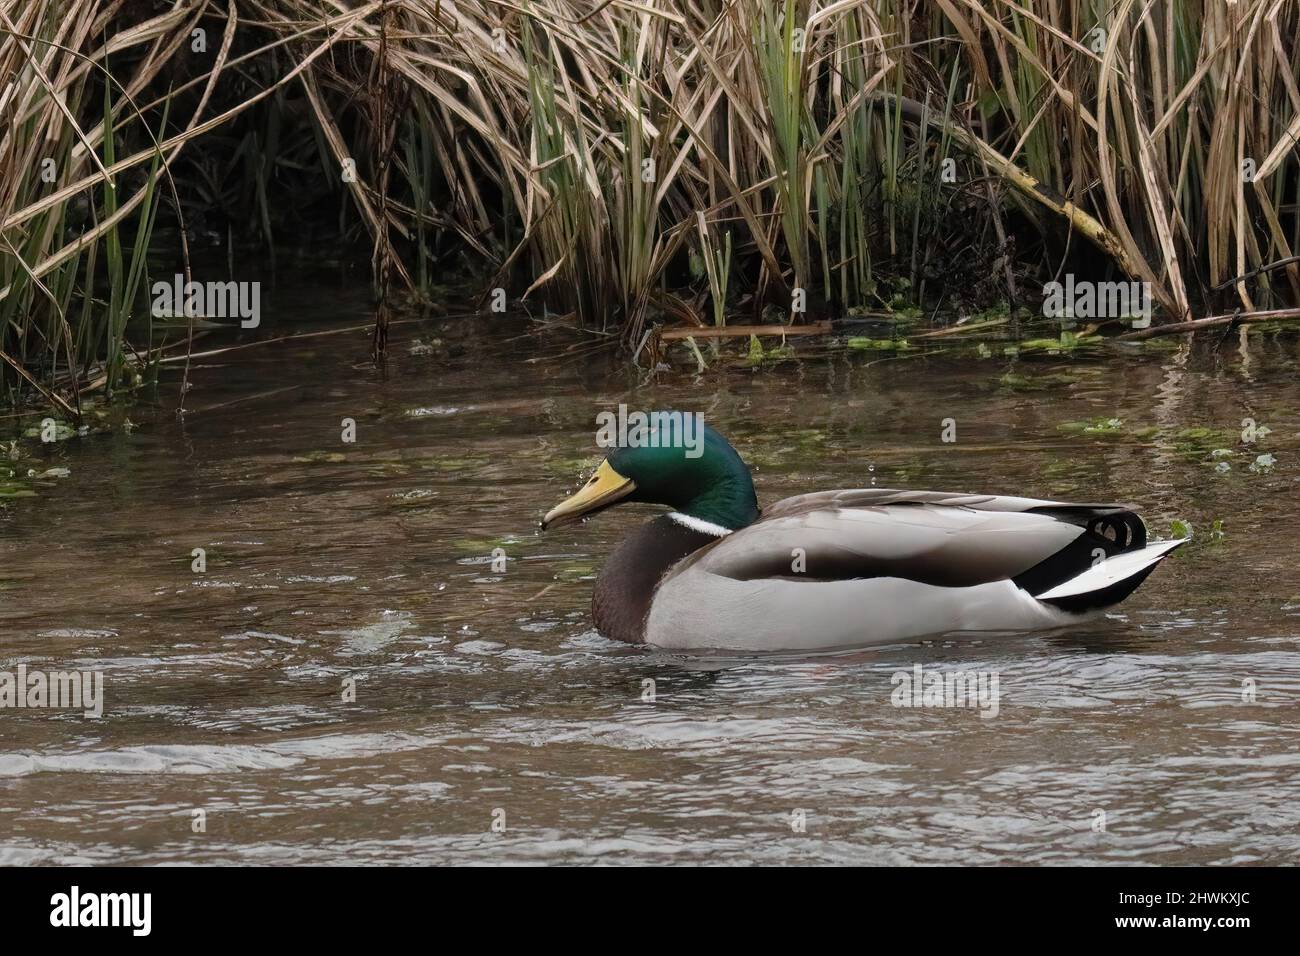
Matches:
[[1036, 538, 1187, 601]]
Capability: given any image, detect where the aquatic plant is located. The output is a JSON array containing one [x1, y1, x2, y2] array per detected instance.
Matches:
[[2, 0, 1299, 411]]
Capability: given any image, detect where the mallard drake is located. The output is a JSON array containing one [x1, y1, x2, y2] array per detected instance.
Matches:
[[541, 424, 1184, 651]]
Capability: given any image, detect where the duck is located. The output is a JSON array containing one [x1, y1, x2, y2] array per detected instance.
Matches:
[[541, 423, 1185, 652]]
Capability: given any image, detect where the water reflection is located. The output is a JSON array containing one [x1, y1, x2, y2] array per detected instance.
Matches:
[[1, 282, 1298, 864]]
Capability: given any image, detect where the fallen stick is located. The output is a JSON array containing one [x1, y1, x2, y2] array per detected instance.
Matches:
[[157, 322, 378, 363], [0, 347, 80, 420], [157, 312, 481, 363], [1211, 256, 1300, 291], [1114, 308, 1300, 341], [911, 317, 1011, 339], [659, 321, 832, 341]]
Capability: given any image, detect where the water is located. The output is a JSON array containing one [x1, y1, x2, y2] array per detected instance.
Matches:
[[2, 279, 1298, 864]]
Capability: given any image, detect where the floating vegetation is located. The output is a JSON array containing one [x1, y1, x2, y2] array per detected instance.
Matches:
[[1172, 426, 1240, 461], [21, 421, 80, 442], [0, 479, 37, 500], [997, 371, 1080, 391], [0, 445, 72, 500], [744, 336, 798, 366], [1006, 332, 1102, 356], [1175, 426, 1236, 444], [846, 337, 911, 352], [1169, 518, 1226, 546], [1059, 417, 1125, 436]]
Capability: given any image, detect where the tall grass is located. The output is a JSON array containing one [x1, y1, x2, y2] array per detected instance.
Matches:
[[2, 0, 1298, 409]]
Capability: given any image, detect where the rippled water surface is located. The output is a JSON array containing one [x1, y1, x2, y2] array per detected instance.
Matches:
[[2, 280, 1298, 864]]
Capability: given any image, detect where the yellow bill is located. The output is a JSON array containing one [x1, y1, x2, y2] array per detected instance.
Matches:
[[541, 460, 636, 530]]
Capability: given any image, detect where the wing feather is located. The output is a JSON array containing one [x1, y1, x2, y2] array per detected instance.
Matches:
[[672, 489, 1144, 590]]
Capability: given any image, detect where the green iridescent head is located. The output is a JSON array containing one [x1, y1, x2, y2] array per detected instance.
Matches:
[[542, 419, 758, 531]]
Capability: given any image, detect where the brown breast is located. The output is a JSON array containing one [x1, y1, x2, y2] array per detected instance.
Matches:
[[592, 515, 721, 644]]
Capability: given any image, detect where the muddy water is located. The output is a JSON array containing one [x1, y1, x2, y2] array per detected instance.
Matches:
[[1, 280, 1298, 864]]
